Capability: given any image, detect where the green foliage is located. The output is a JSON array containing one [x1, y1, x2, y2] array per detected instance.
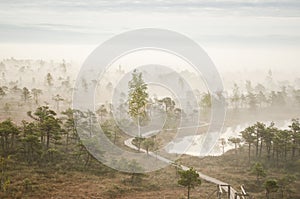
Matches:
[[161, 97, 175, 112], [101, 119, 121, 144], [96, 104, 108, 121], [241, 126, 256, 163], [128, 69, 148, 137], [22, 87, 31, 103], [228, 137, 242, 160], [278, 174, 296, 198], [53, 94, 64, 111], [231, 83, 240, 109], [264, 179, 279, 199], [239, 119, 300, 169], [0, 86, 6, 99], [128, 70, 148, 118], [251, 162, 266, 183], [20, 120, 42, 163], [0, 156, 10, 192], [289, 118, 300, 160], [141, 139, 155, 154], [22, 178, 32, 192], [46, 148, 61, 162], [178, 167, 201, 199], [28, 106, 62, 150], [0, 119, 19, 157], [133, 137, 145, 151], [31, 88, 42, 105], [61, 108, 78, 146], [200, 92, 211, 110], [163, 109, 178, 129]]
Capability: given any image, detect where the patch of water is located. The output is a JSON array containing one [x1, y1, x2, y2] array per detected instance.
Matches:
[[166, 120, 292, 156]]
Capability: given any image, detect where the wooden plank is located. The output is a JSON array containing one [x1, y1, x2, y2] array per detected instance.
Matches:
[[218, 185, 223, 194], [241, 185, 247, 195]]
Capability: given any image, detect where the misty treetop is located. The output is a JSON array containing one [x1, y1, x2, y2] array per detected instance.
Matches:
[[0, 58, 299, 125]]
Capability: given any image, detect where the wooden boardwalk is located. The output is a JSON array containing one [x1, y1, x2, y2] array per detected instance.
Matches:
[[124, 126, 244, 199]]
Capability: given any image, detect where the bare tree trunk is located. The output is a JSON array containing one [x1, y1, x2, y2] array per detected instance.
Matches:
[[256, 137, 259, 158], [248, 144, 251, 165], [46, 132, 50, 149], [266, 190, 269, 199], [259, 139, 263, 158], [137, 115, 141, 138]]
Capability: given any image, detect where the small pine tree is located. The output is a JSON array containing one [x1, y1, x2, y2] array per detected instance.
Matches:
[[251, 162, 266, 183], [178, 167, 201, 199], [264, 179, 279, 199]]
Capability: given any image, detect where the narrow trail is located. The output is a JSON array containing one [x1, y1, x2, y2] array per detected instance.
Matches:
[[124, 125, 241, 199]]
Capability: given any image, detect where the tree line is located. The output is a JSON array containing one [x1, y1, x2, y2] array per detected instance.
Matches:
[[0, 105, 120, 166], [237, 119, 300, 168]]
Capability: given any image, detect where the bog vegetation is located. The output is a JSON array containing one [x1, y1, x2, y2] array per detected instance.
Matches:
[[0, 58, 299, 198]]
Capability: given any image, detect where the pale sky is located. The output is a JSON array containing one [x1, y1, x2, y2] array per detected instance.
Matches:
[[0, 0, 299, 77]]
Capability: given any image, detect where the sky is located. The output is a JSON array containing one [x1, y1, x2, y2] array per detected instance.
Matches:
[[0, 0, 299, 79]]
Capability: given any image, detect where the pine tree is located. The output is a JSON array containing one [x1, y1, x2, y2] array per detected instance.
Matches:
[[128, 69, 148, 138], [178, 167, 202, 199]]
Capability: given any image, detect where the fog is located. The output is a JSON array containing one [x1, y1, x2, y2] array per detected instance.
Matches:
[[0, 0, 299, 158], [0, 49, 299, 157]]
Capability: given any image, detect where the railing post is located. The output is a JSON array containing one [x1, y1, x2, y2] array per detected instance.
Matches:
[[218, 185, 223, 199]]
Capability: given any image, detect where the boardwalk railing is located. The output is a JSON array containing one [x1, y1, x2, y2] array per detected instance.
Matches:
[[234, 185, 249, 199]]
